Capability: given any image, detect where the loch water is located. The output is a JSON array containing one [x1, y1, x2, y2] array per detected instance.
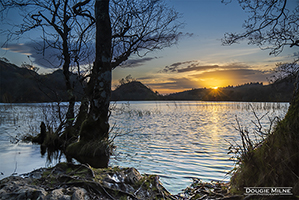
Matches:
[[0, 101, 289, 194]]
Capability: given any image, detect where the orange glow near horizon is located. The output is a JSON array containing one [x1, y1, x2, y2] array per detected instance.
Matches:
[[150, 85, 223, 95], [111, 75, 267, 95], [196, 77, 229, 89]]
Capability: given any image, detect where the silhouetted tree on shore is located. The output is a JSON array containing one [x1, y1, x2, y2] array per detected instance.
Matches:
[[0, 0, 182, 167]]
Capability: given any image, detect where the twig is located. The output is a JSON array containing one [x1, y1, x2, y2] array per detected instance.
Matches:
[[11, 161, 18, 176], [134, 179, 146, 196]]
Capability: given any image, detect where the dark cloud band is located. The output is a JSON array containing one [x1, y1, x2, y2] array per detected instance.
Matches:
[[2, 41, 94, 69], [119, 57, 156, 68], [160, 60, 219, 73]]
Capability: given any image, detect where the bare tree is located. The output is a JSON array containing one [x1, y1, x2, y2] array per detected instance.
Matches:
[[66, 0, 182, 167], [268, 61, 299, 84], [0, 0, 95, 136], [222, 0, 298, 100], [0, 0, 182, 167], [222, 0, 299, 56], [110, 0, 182, 68]]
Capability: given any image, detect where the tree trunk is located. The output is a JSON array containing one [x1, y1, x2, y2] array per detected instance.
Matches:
[[62, 0, 75, 130], [86, 0, 112, 140], [65, 0, 112, 168], [62, 45, 75, 129]]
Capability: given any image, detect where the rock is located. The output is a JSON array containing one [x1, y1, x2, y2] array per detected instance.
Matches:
[[71, 187, 89, 200], [46, 188, 70, 200], [125, 168, 142, 184], [0, 163, 172, 200], [0, 176, 47, 200]]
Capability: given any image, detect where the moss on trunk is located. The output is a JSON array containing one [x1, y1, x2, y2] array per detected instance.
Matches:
[[65, 116, 112, 168]]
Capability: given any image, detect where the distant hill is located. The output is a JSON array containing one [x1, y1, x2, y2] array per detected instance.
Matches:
[[111, 81, 160, 101], [0, 60, 84, 103], [0, 60, 295, 102], [111, 79, 294, 102]]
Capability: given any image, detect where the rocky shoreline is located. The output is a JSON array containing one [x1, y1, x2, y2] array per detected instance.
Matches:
[[0, 163, 295, 200], [0, 163, 242, 200]]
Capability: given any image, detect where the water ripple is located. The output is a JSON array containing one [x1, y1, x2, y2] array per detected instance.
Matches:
[[109, 101, 288, 193], [0, 101, 289, 194]]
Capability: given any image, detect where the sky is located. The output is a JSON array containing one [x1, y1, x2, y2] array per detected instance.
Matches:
[[1, 0, 298, 94]]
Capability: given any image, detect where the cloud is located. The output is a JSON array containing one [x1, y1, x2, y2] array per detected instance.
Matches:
[[159, 60, 193, 73], [160, 61, 262, 74], [159, 65, 178, 73], [148, 77, 199, 90], [192, 68, 270, 83], [160, 60, 219, 73], [2, 42, 62, 68], [2, 41, 159, 70], [147, 63, 273, 94], [137, 76, 156, 80], [2, 43, 32, 55], [178, 64, 219, 73], [220, 63, 250, 69], [292, 52, 299, 58], [2, 41, 95, 69], [119, 57, 156, 68], [170, 60, 194, 68]]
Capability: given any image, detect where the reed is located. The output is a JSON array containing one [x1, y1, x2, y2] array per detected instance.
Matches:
[[228, 102, 299, 195]]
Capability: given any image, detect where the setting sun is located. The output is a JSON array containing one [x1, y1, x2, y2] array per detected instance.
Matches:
[[213, 87, 218, 90]]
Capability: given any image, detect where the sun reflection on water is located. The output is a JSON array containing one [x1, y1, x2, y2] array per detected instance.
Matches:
[[109, 101, 289, 194], [0, 101, 289, 195]]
